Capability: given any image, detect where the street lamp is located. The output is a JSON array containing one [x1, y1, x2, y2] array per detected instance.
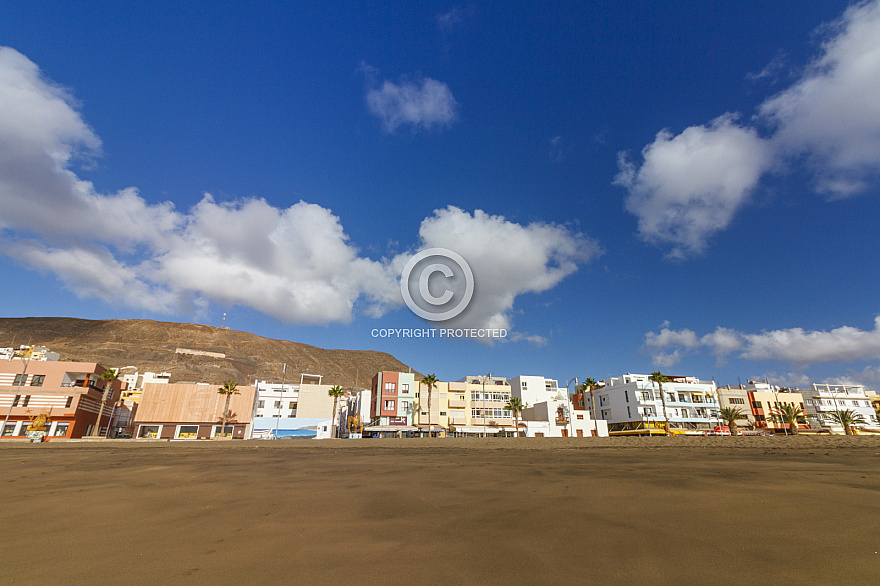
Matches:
[[481, 374, 492, 438], [565, 377, 578, 438], [274, 363, 286, 440]]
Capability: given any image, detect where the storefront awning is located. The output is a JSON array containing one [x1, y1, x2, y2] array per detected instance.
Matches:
[[364, 425, 418, 432]]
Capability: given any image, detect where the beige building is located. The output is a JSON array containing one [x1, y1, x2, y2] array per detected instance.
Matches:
[[134, 383, 256, 439], [412, 376, 516, 437]]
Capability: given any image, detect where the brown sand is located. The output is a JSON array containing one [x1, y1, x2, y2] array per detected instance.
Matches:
[[2, 436, 879, 584]]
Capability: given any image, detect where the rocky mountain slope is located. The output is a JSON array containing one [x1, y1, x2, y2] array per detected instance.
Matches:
[[0, 317, 419, 388]]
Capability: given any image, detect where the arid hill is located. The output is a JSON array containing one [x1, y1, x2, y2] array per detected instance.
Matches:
[[0, 317, 419, 388]]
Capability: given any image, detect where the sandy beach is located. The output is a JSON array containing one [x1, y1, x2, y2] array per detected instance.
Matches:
[[1, 436, 878, 584]]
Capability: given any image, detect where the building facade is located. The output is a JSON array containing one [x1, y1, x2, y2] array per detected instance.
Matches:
[[250, 379, 336, 439], [801, 383, 878, 433], [0, 360, 124, 439], [368, 371, 419, 435], [592, 373, 719, 434], [509, 375, 607, 437], [134, 382, 256, 439]]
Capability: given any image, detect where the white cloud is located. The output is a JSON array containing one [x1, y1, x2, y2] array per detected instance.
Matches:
[[508, 332, 550, 347], [0, 48, 596, 331], [399, 206, 602, 338], [740, 316, 880, 362], [618, 0, 880, 256], [701, 327, 744, 356], [436, 7, 464, 30], [615, 115, 772, 259], [365, 76, 458, 133], [645, 322, 700, 349], [644, 316, 880, 365], [759, 0, 880, 197]]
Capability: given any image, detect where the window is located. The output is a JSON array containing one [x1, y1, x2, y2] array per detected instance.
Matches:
[[678, 393, 687, 402], [383, 400, 395, 410], [729, 398, 745, 405], [439, 411, 446, 416], [65, 396, 73, 408], [624, 391, 629, 402], [288, 401, 296, 409], [577, 414, 584, 420], [11, 395, 20, 407], [400, 384, 409, 393], [139, 425, 160, 438], [273, 401, 281, 408], [384, 382, 396, 392], [214, 425, 233, 438], [53, 423, 69, 437], [640, 391, 651, 401], [752, 401, 762, 409], [2, 424, 15, 436], [31, 375, 45, 387], [13, 374, 27, 386], [257, 400, 265, 408], [177, 425, 199, 439], [400, 401, 409, 412], [666, 393, 675, 402], [22, 396, 30, 407]]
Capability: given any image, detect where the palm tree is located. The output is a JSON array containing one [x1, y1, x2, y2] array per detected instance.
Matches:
[[505, 397, 526, 437], [772, 403, 805, 435], [718, 406, 748, 437], [328, 385, 345, 438], [580, 378, 601, 437], [217, 381, 240, 437], [91, 368, 118, 437], [827, 409, 867, 435], [421, 374, 439, 437], [649, 371, 670, 436]]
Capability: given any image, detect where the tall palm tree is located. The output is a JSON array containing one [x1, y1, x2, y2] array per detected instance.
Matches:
[[772, 403, 805, 435], [217, 381, 240, 437], [718, 406, 747, 437], [91, 368, 118, 438], [505, 396, 526, 437], [827, 409, 867, 435], [421, 374, 439, 437], [328, 385, 345, 438], [649, 371, 670, 436], [580, 378, 601, 437]]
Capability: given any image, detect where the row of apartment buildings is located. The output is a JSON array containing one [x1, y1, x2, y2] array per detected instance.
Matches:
[[1, 345, 877, 440], [578, 374, 879, 435], [363, 372, 608, 438]]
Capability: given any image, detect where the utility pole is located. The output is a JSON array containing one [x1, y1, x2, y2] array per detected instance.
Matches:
[[274, 363, 286, 439], [3, 349, 32, 437]]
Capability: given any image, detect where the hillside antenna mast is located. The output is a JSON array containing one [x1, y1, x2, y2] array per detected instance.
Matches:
[[221, 313, 226, 329]]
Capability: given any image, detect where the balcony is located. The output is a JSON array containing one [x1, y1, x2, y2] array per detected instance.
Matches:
[[448, 399, 467, 409]]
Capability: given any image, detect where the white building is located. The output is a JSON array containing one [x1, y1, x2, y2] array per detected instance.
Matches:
[[508, 375, 607, 437], [250, 376, 336, 439], [593, 373, 718, 434], [339, 389, 372, 438], [801, 383, 879, 433], [117, 368, 172, 391], [0, 345, 59, 361]]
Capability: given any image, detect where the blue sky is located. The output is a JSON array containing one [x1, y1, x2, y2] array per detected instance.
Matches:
[[2, 0, 880, 389]]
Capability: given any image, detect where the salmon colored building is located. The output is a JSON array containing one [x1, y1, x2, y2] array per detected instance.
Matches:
[[133, 383, 256, 439], [0, 360, 125, 440]]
